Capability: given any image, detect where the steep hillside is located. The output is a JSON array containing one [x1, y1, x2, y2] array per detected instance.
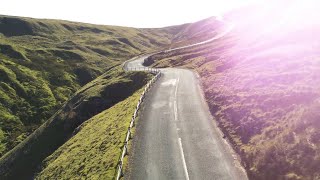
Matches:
[[0, 67, 152, 179], [35, 87, 144, 179], [0, 15, 183, 156], [169, 16, 225, 48], [145, 1, 320, 179]]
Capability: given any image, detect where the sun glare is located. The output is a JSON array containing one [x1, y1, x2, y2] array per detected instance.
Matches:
[[275, 1, 320, 31], [0, 0, 258, 27], [224, 0, 320, 46]]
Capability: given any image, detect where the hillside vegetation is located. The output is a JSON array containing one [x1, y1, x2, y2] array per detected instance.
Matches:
[[169, 17, 225, 48], [0, 66, 152, 179], [0, 15, 183, 157], [145, 2, 320, 179], [35, 86, 145, 179]]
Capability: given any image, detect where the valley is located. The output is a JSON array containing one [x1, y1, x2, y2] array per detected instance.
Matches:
[[1, 2, 320, 179]]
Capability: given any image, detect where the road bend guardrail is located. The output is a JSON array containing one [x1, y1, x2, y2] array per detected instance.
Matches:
[[125, 67, 159, 74], [115, 62, 161, 180]]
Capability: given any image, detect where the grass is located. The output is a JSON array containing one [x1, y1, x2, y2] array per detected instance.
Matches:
[[0, 14, 183, 157], [35, 88, 144, 179], [169, 16, 225, 48], [145, 11, 320, 179], [0, 66, 152, 179], [0, 14, 230, 179]]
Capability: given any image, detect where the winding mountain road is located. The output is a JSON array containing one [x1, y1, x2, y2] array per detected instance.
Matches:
[[164, 23, 234, 53], [124, 23, 247, 180]]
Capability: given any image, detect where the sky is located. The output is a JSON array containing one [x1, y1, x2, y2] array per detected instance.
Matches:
[[0, 0, 257, 28]]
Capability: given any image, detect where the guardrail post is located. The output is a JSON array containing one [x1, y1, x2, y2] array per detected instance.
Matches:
[[121, 144, 127, 158], [132, 117, 135, 126], [116, 64, 162, 179], [126, 129, 131, 143], [116, 163, 123, 180]]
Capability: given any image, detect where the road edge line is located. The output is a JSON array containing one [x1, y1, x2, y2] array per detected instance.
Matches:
[[178, 137, 190, 180]]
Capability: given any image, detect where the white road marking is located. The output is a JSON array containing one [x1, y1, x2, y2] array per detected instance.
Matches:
[[178, 138, 190, 180], [175, 78, 179, 97], [174, 101, 178, 121], [174, 78, 180, 121], [162, 79, 177, 86], [174, 76, 189, 179]]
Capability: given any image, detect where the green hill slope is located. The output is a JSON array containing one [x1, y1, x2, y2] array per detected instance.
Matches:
[[0, 66, 152, 179], [0, 15, 183, 157], [35, 86, 145, 179], [0, 14, 221, 179]]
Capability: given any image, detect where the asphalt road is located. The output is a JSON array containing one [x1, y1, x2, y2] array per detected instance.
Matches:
[[124, 56, 248, 180], [164, 23, 234, 53]]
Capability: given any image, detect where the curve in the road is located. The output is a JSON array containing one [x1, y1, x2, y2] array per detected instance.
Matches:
[[125, 57, 247, 180], [164, 23, 234, 53], [124, 25, 247, 180]]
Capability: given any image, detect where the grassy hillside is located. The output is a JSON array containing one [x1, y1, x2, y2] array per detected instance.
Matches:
[[0, 66, 152, 179], [35, 86, 145, 179], [0, 15, 183, 156], [169, 17, 225, 48], [145, 3, 320, 179]]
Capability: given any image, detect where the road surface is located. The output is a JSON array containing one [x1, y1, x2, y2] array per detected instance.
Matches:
[[124, 56, 248, 180], [164, 23, 234, 53]]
